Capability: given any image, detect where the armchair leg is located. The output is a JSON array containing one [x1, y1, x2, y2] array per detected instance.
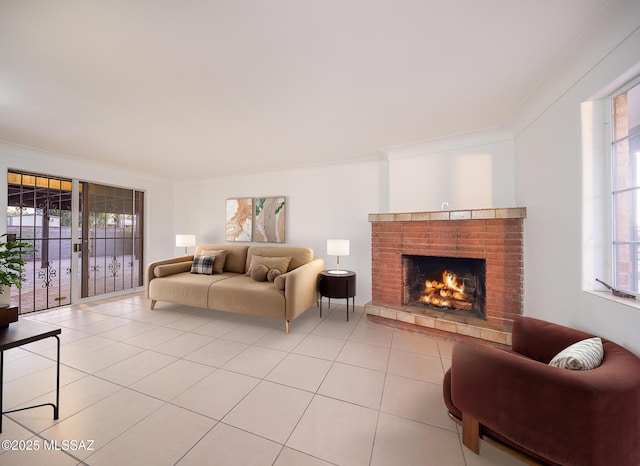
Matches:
[[150, 300, 157, 310], [462, 412, 480, 454], [285, 320, 290, 333]]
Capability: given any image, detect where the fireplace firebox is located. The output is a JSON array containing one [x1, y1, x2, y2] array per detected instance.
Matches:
[[403, 255, 486, 319]]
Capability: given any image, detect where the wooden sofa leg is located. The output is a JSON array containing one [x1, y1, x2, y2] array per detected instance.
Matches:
[[150, 300, 157, 310], [285, 321, 290, 333], [462, 412, 480, 454]]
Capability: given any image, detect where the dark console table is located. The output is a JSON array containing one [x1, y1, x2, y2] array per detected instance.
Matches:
[[318, 270, 356, 321], [0, 319, 61, 432]]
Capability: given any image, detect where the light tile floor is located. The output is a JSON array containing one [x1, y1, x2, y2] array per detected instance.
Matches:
[[0, 293, 524, 465]]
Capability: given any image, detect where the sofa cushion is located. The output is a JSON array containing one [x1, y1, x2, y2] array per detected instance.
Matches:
[[267, 269, 281, 282], [149, 272, 229, 309], [246, 255, 291, 276], [549, 337, 604, 370], [246, 246, 313, 271], [196, 249, 227, 274], [207, 275, 286, 319], [191, 255, 215, 275], [196, 244, 248, 273], [251, 264, 269, 282], [154, 261, 193, 277]]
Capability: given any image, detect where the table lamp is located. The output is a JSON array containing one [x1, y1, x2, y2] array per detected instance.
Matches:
[[176, 234, 196, 255], [327, 239, 349, 275]]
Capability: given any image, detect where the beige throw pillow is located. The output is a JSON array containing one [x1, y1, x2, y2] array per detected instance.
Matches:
[[246, 256, 292, 276], [267, 269, 281, 282], [251, 264, 269, 282]]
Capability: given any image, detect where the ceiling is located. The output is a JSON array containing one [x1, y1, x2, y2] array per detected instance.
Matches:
[[0, 0, 608, 182]]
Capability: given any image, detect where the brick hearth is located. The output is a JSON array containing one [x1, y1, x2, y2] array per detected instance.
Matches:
[[367, 208, 526, 344]]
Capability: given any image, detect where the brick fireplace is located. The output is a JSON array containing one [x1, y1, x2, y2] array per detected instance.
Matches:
[[366, 208, 525, 345]]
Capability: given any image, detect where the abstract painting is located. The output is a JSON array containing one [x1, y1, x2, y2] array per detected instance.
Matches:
[[225, 198, 253, 241], [254, 196, 286, 243]]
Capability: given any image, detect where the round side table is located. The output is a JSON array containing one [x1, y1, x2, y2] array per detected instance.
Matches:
[[318, 270, 356, 321]]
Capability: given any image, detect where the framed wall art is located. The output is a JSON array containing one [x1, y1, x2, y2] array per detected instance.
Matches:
[[225, 197, 253, 241], [254, 196, 286, 243]]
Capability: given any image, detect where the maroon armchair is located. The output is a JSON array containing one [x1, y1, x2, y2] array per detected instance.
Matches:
[[443, 316, 640, 466]]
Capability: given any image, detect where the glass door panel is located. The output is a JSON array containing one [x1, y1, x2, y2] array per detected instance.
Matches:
[[6, 171, 74, 313], [82, 182, 144, 298]]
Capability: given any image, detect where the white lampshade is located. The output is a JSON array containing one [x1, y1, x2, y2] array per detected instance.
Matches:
[[327, 239, 349, 274], [176, 234, 196, 247], [176, 234, 196, 255], [327, 239, 349, 256]]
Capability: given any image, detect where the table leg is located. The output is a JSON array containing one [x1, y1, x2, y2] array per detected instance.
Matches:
[[1, 334, 61, 428], [346, 281, 350, 321], [54, 335, 60, 420]]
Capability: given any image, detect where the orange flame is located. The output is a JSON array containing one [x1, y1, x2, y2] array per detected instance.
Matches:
[[420, 270, 471, 309]]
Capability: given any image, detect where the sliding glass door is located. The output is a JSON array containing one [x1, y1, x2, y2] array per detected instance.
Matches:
[[6, 170, 144, 313], [82, 182, 144, 298]]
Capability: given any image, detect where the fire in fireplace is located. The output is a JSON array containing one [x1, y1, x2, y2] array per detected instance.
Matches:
[[421, 270, 474, 310], [403, 255, 486, 319]]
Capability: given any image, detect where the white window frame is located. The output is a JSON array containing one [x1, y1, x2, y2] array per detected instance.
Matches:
[[610, 78, 640, 296]]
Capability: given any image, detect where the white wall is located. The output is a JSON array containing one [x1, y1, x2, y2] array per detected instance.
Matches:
[[0, 141, 176, 268], [384, 128, 516, 212], [513, 0, 640, 354], [173, 160, 381, 305]]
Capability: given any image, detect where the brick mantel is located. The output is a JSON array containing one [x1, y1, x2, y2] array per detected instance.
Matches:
[[367, 208, 526, 344]]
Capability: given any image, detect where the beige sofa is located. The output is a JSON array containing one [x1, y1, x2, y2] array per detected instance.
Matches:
[[145, 244, 325, 333]]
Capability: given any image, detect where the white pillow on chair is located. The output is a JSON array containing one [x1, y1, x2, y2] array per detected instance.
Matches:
[[549, 337, 604, 370]]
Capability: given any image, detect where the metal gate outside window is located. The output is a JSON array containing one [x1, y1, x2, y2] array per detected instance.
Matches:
[[6, 170, 144, 314]]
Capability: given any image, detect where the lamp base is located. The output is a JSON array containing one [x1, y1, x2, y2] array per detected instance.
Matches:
[[327, 270, 349, 275]]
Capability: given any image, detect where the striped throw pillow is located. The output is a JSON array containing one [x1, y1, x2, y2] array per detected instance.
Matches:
[[549, 337, 604, 370], [190, 255, 215, 275]]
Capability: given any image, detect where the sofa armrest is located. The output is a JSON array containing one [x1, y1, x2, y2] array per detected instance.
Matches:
[[145, 255, 194, 298], [284, 258, 325, 321], [451, 341, 640, 465], [512, 316, 596, 363]]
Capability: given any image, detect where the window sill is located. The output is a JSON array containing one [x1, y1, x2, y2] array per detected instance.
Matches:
[[586, 290, 640, 310]]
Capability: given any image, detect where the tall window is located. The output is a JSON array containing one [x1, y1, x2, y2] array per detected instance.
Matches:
[[612, 81, 640, 294]]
